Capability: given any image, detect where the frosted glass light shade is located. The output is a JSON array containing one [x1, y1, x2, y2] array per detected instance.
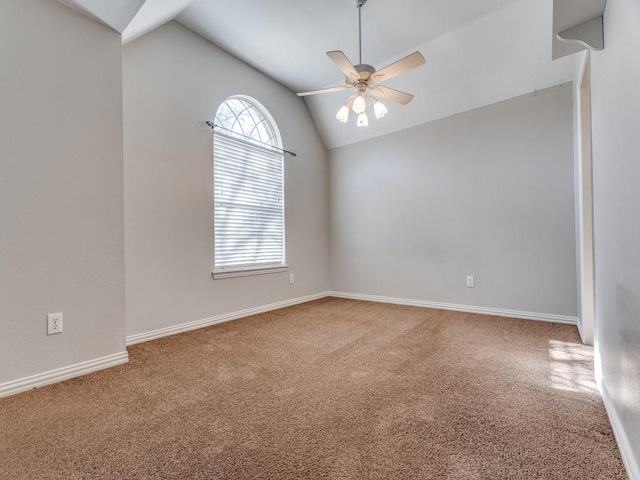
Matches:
[[352, 94, 366, 114], [356, 112, 369, 127], [336, 105, 350, 123], [373, 100, 388, 119]]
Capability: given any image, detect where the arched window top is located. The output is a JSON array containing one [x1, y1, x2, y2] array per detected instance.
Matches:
[[214, 96, 280, 148]]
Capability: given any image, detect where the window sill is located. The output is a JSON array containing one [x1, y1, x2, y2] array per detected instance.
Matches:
[[212, 265, 288, 280]]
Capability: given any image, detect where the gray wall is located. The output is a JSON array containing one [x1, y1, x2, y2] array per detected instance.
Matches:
[[123, 22, 329, 337], [591, 0, 640, 469], [329, 85, 577, 317], [0, 0, 126, 383]]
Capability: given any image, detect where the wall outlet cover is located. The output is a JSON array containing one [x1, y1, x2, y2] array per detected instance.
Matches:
[[47, 313, 63, 334]]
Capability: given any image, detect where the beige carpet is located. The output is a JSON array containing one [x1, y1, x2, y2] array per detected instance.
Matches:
[[0, 298, 626, 479]]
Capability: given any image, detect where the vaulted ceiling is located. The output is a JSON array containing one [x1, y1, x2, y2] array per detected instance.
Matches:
[[56, 0, 605, 149]]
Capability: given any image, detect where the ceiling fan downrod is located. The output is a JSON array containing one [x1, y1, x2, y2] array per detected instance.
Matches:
[[356, 0, 368, 65]]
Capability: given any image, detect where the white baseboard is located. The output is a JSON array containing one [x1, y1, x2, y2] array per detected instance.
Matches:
[[576, 315, 585, 339], [127, 291, 577, 348], [0, 351, 129, 399], [327, 291, 578, 325], [0, 293, 576, 400], [126, 292, 330, 346], [600, 381, 640, 480]]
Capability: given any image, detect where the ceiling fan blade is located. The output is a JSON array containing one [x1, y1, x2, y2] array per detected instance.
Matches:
[[370, 52, 425, 84], [327, 51, 360, 82], [370, 85, 414, 105], [297, 85, 351, 97]]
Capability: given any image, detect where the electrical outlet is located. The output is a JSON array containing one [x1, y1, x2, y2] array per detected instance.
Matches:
[[289, 274, 294, 285], [466, 276, 474, 288], [47, 313, 63, 335]]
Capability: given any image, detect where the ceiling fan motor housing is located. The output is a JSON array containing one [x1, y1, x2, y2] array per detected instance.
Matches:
[[348, 64, 375, 84]]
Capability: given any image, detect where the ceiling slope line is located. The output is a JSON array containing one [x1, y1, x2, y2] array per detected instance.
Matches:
[[55, 0, 147, 33]]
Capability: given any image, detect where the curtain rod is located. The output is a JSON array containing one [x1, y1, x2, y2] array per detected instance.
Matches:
[[205, 121, 297, 157]]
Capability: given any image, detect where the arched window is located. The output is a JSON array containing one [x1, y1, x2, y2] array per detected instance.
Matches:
[[212, 96, 286, 278]]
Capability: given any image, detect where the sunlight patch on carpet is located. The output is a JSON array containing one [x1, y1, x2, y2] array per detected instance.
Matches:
[[548, 340, 597, 393]]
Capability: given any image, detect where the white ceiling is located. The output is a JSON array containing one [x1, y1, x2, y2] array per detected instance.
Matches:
[[122, 0, 195, 44], [56, 0, 146, 33], [57, 0, 594, 149], [303, 0, 575, 148], [176, 0, 521, 93]]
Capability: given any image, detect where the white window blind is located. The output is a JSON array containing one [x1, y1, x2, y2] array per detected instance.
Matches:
[[213, 131, 285, 272]]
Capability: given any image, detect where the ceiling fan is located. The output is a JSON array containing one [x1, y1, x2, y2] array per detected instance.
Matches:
[[297, 0, 425, 127]]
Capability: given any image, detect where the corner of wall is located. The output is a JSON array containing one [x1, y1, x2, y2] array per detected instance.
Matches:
[[599, 381, 640, 480]]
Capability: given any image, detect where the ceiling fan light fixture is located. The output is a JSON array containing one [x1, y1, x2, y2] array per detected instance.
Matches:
[[336, 104, 350, 123], [373, 100, 388, 119], [296, 0, 425, 129]]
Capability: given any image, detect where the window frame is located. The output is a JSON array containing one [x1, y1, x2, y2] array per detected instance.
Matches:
[[212, 95, 287, 280]]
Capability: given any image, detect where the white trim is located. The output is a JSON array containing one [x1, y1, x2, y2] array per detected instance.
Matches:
[[212, 265, 288, 279], [327, 291, 578, 325], [126, 291, 578, 347], [600, 381, 640, 480], [576, 315, 585, 340], [0, 351, 129, 399], [126, 292, 330, 346], [575, 49, 595, 345], [1, 294, 576, 398]]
